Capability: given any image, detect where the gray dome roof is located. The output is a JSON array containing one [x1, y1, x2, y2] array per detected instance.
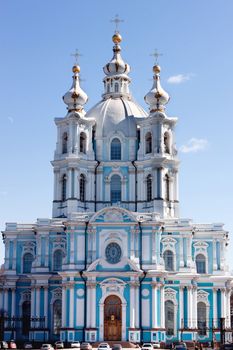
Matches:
[[86, 97, 147, 138]]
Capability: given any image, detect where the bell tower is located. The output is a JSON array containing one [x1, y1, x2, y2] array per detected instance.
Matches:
[[136, 63, 179, 218], [51, 63, 96, 218]]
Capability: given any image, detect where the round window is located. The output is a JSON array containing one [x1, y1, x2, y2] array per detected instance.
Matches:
[[105, 242, 122, 264]]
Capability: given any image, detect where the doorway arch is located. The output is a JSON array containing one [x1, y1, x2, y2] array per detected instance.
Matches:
[[104, 295, 122, 341]]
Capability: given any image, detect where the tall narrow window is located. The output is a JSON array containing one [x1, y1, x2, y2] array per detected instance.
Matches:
[[147, 175, 152, 201], [111, 175, 121, 203], [197, 302, 207, 335], [53, 250, 63, 271], [80, 132, 87, 154], [164, 250, 174, 271], [196, 254, 206, 273], [22, 301, 31, 335], [111, 138, 121, 160], [164, 132, 170, 154], [23, 253, 33, 273], [80, 174, 86, 202], [145, 132, 152, 154], [165, 300, 175, 335], [165, 174, 170, 201], [53, 299, 62, 335], [61, 175, 67, 201], [62, 132, 68, 154], [115, 83, 119, 92]]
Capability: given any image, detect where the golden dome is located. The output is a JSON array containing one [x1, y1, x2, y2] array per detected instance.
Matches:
[[153, 64, 161, 73], [72, 65, 80, 73], [112, 33, 122, 44]]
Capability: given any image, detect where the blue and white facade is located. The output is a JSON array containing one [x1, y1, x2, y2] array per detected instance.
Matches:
[[1, 31, 233, 344]]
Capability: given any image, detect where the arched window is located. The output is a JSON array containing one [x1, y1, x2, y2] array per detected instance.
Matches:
[[62, 132, 68, 154], [147, 175, 152, 201], [115, 83, 119, 92], [53, 250, 63, 271], [164, 132, 170, 154], [145, 132, 152, 154], [22, 301, 31, 335], [165, 300, 175, 335], [197, 302, 207, 335], [53, 299, 62, 335], [164, 250, 174, 271], [107, 84, 110, 93], [23, 253, 33, 273], [80, 174, 86, 202], [61, 175, 67, 201], [80, 132, 87, 154], [165, 174, 170, 201], [111, 175, 121, 203], [196, 254, 206, 273], [111, 138, 121, 160]]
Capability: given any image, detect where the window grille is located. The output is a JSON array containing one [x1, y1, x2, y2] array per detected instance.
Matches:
[[197, 302, 207, 335], [80, 132, 87, 154], [62, 132, 68, 154], [111, 175, 121, 203], [147, 175, 152, 201], [61, 175, 67, 201], [53, 250, 63, 271], [164, 250, 174, 271], [23, 253, 33, 273], [111, 138, 121, 160], [80, 174, 86, 202], [165, 300, 175, 335], [53, 299, 62, 335], [145, 132, 152, 154], [196, 254, 206, 273]]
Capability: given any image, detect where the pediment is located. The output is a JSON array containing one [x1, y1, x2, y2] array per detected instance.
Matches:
[[89, 207, 137, 224], [86, 257, 141, 273]]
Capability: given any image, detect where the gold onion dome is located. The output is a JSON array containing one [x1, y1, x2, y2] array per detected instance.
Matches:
[[63, 65, 88, 112], [144, 64, 170, 112], [103, 32, 130, 76]]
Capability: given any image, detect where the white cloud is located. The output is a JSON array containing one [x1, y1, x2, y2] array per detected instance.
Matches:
[[167, 73, 194, 84], [179, 138, 209, 153], [8, 117, 14, 124]]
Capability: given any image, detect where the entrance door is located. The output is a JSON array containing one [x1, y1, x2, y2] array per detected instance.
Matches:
[[104, 295, 122, 341]]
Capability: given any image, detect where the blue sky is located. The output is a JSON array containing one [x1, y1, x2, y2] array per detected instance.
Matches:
[[0, 0, 233, 268]]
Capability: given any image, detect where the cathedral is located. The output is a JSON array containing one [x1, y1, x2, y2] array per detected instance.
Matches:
[[0, 30, 233, 345]]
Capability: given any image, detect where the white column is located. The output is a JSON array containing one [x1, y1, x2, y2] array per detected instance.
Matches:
[[152, 283, 158, 328], [99, 303, 104, 341], [86, 283, 91, 328], [187, 237, 192, 268], [69, 284, 74, 328], [179, 286, 184, 328], [11, 288, 15, 317], [70, 232, 75, 265], [221, 288, 226, 318], [54, 170, 59, 201], [187, 286, 193, 328], [91, 285, 96, 328], [44, 286, 48, 327], [213, 288, 218, 327], [192, 287, 197, 328], [4, 288, 8, 313], [226, 289, 231, 328], [160, 283, 165, 328], [0, 288, 3, 310], [152, 231, 156, 264], [213, 240, 217, 270], [220, 241, 225, 270], [67, 168, 72, 198], [62, 285, 67, 328], [135, 283, 139, 328], [180, 236, 184, 267], [122, 303, 127, 341], [130, 282, 135, 328], [36, 287, 40, 317], [12, 241, 16, 270]]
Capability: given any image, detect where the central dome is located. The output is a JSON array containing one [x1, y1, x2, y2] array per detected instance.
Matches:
[[86, 97, 147, 138]]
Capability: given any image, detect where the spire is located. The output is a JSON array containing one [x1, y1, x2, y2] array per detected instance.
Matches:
[[63, 64, 88, 112], [144, 64, 170, 113], [102, 31, 131, 99]]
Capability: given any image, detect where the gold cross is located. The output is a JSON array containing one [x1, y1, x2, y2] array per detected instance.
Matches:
[[71, 49, 82, 65], [110, 14, 124, 32], [150, 49, 163, 64]]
